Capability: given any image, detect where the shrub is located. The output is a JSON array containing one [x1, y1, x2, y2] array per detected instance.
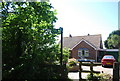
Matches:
[[66, 58, 79, 72], [67, 58, 77, 67], [86, 73, 102, 81], [86, 73, 112, 81], [68, 61, 77, 66]]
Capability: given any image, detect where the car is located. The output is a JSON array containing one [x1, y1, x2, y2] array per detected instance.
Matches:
[[101, 55, 116, 67]]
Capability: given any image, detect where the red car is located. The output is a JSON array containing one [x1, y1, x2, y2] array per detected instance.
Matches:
[[101, 55, 116, 67]]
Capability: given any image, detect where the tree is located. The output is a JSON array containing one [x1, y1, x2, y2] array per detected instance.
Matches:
[[55, 48, 70, 64], [104, 30, 120, 49], [2, 2, 69, 80]]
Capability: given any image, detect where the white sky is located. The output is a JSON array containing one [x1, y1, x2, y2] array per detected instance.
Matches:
[[50, 0, 119, 48]]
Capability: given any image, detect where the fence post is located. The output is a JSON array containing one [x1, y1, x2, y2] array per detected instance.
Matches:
[[90, 62, 93, 80], [79, 62, 82, 81], [113, 62, 119, 81]]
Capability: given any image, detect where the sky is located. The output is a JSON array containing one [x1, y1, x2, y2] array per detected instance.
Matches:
[[50, 0, 119, 47]]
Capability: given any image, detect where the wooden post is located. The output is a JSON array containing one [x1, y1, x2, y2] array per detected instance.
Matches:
[[79, 62, 82, 81], [113, 62, 119, 81], [90, 62, 93, 80]]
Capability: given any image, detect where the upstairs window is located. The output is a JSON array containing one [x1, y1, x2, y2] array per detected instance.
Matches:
[[78, 48, 89, 57]]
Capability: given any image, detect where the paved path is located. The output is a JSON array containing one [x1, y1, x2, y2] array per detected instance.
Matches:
[[68, 66, 113, 80]]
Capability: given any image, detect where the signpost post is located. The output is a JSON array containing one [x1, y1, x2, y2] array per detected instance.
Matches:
[[60, 27, 63, 66]]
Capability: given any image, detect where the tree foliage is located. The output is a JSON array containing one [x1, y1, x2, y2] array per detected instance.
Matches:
[[63, 48, 70, 63], [104, 30, 120, 49], [2, 2, 69, 80]]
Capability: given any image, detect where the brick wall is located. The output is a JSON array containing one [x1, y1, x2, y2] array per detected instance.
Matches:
[[70, 41, 97, 60]]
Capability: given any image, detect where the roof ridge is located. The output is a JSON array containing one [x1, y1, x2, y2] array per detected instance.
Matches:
[[64, 34, 101, 38]]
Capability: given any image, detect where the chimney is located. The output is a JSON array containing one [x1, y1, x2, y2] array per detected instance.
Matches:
[[69, 34, 72, 37]]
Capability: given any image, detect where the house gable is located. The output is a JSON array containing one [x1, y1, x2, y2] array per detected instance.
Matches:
[[71, 39, 97, 50], [70, 39, 97, 60]]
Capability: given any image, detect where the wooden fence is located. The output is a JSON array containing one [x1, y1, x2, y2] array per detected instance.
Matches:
[[79, 62, 101, 81], [113, 62, 120, 81]]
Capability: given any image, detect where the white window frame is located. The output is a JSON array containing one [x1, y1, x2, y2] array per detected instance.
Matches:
[[78, 48, 89, 57], [78, 50, 82, 57], [85, 50, 89, 57]]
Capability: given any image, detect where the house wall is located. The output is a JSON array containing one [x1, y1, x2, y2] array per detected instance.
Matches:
[[70, 41, 97, 60]]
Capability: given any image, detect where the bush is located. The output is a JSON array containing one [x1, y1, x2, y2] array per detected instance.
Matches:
[[67, 58, 77, 68], [87, 73, 102, 81], [66, 58, 79, 72], [68, 61, 77, 66], [86, 73, 112, 81]]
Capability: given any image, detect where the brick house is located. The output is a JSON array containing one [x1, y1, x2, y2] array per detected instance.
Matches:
[[63, 34, 103, 61]]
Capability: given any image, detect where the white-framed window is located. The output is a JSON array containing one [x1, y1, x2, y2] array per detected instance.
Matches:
[[78, 48, 89, 57], [78, 50, 82, 57], [85, 50, 89, 57]]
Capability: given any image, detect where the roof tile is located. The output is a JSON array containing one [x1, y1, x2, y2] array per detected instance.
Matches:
[[63, 34, 102, 49]]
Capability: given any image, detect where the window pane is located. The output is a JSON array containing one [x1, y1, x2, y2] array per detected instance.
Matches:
[[85, 50, 89, 57], [78, 50, 82, 56]]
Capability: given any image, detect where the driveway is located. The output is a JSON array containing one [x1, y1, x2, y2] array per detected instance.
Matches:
[[68, 65, 113, 80]]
